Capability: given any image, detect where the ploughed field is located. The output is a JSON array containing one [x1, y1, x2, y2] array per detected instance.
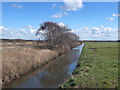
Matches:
[[62, 42, 118, 88]]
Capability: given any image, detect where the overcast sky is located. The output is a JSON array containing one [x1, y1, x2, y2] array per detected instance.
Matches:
[[0, 1, 118, 40]]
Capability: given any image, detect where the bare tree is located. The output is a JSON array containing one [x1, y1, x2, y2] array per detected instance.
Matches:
[[36, 21, 79, 51]]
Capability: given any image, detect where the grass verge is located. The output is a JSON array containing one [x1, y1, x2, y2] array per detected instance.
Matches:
[[62, 42, 118, 88]]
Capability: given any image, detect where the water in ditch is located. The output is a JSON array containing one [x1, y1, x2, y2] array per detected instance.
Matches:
[[8, 44, 84, 88]]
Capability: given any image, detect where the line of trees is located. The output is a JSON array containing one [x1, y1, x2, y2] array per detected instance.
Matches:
[[36, 21, 79, 53]]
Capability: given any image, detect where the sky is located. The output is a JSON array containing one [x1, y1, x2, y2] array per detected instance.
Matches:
[[0, 0, 119, 40]]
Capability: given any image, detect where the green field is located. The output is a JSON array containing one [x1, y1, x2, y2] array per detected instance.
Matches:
[[62, 42, 118, 88]]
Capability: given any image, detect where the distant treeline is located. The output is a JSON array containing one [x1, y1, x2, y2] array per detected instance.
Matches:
[[1, 39, 119, 43], [81, 40, 119, 42], [1, 39, 43, 42]]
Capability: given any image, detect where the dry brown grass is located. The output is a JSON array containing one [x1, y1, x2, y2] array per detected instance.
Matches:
[[2, 47, 58, 86]]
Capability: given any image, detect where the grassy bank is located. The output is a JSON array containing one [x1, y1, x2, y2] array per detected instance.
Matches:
[[2, 47, 58, 87], [62, 42, 118, 88]]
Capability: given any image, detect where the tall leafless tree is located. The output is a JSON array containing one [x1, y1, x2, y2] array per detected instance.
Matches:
[[36, 21, 79, 51]]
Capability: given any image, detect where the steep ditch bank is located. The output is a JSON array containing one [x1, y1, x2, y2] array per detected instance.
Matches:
[[6, 44, 84, 88], [2, 47, 58, 87], [2, 44, 81, 88]]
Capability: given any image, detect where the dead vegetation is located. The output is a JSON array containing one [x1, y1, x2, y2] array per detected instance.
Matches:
[[2, 21, 80, 87], [2, 47, 58, 87]]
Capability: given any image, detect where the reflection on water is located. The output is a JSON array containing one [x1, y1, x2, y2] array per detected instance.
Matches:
[[9, 44, 84, 88]]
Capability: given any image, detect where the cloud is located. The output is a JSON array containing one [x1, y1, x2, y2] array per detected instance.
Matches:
[[61, 0, 83, 11], [52, 0, 83, 18], [112, 13, 120, 17], [51, 12, 68, 18], [19, 29, 27, 34], [78, 25, 118, 40], [70, 30, 76, 33], [0, 25, 118, 41], [90, 27, 100, 34], [82, 27, 89, 30], [0, 25, 40, 40], [0, 26, 4, 29], [106, 17, 114, 21], [106, 13, 119, 21], [11, 4, 22, 8], [52, 3, 56, 8], [58, 23, 65, 27], [23, 25, 37, 34]]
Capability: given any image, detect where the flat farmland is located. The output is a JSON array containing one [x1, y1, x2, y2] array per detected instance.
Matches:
[[62, 42, 118, 88], [86, 42, 118, 59]]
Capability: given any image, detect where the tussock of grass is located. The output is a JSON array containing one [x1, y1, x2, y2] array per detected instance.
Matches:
[[2, 47, 58, 87], [62, 42, 118, 88]]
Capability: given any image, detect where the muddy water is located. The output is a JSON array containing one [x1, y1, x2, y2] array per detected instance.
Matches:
[[8, 44, 84, 88]]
